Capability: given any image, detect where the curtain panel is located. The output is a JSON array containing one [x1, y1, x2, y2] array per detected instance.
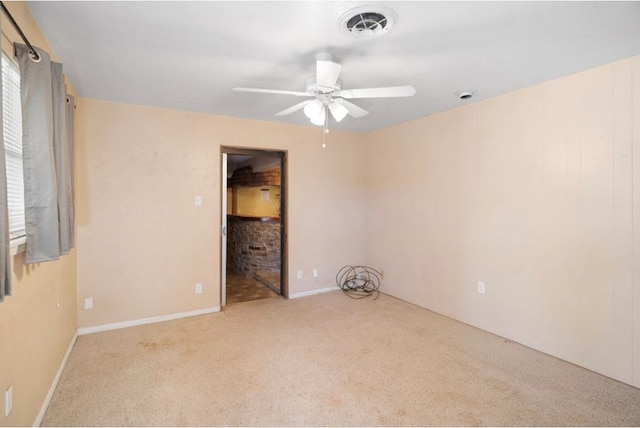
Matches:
[[66, 95, 75, 248], [15, 44, 74, 264], [51, 62, 71, 255], [1, 17, 12, 302]]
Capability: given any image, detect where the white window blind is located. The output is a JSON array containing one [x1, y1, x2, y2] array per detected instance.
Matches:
[[2, 52, 25, 240]]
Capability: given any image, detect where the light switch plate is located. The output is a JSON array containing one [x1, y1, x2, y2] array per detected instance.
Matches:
[[477, 282, 485, 294]]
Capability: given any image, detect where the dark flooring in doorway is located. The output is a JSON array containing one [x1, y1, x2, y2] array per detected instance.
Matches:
[[226, 270, 281, 305]]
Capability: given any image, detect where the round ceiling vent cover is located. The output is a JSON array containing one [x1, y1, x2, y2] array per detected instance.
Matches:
[[338, 6, 398, 39]]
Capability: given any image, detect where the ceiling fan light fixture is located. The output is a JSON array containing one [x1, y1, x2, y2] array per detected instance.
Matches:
[[328, 101, 349, 122], [310, 106, 326, 126], [304, 99, 323, 119], [338, 6, 398, 39]]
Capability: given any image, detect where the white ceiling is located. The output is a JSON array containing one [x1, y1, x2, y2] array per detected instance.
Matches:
[[27, 1, 640, 133]]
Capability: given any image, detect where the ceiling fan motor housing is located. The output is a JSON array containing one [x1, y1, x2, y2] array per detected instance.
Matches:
[[306, 77, 342, 96]]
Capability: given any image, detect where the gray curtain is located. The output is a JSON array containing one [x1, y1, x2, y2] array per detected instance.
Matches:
[[66, 94, 75, 248], [51, 62, 71, 254], [15, 44, 60, 263], [1, 17, 12, 301]]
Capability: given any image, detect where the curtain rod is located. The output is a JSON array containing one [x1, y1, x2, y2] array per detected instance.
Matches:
[[0, 1, 40, 61]]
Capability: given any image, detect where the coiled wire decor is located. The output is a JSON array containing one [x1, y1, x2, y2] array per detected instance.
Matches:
[[336, 265, 382, 299]]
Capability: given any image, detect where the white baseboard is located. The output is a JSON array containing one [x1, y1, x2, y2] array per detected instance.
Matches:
[[34, 329, 78, 427], [77, 306, 220, 336], [289, 286, 340, 299]]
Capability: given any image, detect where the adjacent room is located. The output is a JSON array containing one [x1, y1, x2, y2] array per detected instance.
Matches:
[[224, 151, 285, 304], [2, 1, 640, 426]]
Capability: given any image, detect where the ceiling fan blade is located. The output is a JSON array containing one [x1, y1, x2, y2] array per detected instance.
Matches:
[[328, 101, 349, 122], [275, 100, 312, 116], [339, 85, 416, 99], [316, 60, 342, 89], [335, 98, 369, 118], [233, 87, 310, 97]]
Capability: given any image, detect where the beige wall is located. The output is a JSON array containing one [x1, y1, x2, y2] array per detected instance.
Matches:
[[76, 99, 366, 327], [0, 2, 78, 426], [365, 56, 640, 388]]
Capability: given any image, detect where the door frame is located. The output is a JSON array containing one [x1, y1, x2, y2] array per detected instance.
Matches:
[[220, 147, 288, 306]]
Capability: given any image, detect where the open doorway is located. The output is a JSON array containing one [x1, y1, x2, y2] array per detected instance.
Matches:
[[221, 148, 287, 306]]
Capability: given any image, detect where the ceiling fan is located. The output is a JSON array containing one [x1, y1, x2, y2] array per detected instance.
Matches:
[[233, 53, 416, 131]]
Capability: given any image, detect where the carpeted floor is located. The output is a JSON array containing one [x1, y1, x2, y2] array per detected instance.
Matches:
[[42, 291, 640, 426]]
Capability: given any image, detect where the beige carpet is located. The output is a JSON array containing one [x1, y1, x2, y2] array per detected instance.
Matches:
[[42, 291, 640, 426]]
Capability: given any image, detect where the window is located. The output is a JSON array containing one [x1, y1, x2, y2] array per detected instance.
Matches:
[[2, 52, 25, 240]]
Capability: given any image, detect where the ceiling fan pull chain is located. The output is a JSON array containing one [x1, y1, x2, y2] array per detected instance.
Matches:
[[324, 105, 329, 134], [322, 106, 329, 148]]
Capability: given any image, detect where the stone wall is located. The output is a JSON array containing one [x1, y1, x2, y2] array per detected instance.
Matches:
[[227, 216, 281, 273], [228, 166, 280, 187]]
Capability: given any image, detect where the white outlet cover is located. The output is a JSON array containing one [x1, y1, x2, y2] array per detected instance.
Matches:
[[297, 270, 303, 279], [312, 268, 318, 278], [84, 297, 93, 310], [195, 283, 203, 294]]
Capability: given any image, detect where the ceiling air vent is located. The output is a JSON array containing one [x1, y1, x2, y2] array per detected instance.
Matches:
[[338, 6, 398, 39]]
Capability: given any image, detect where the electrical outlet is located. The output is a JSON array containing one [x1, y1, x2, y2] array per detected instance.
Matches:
[[195, 195, 202, 206], [312, 268, 318, 278], [5, 385, 12, 417], [84, 297, 93, 310], [477, 282, 485, 294], [297, 270, 303, 279], [195, 283, 202, 294]]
